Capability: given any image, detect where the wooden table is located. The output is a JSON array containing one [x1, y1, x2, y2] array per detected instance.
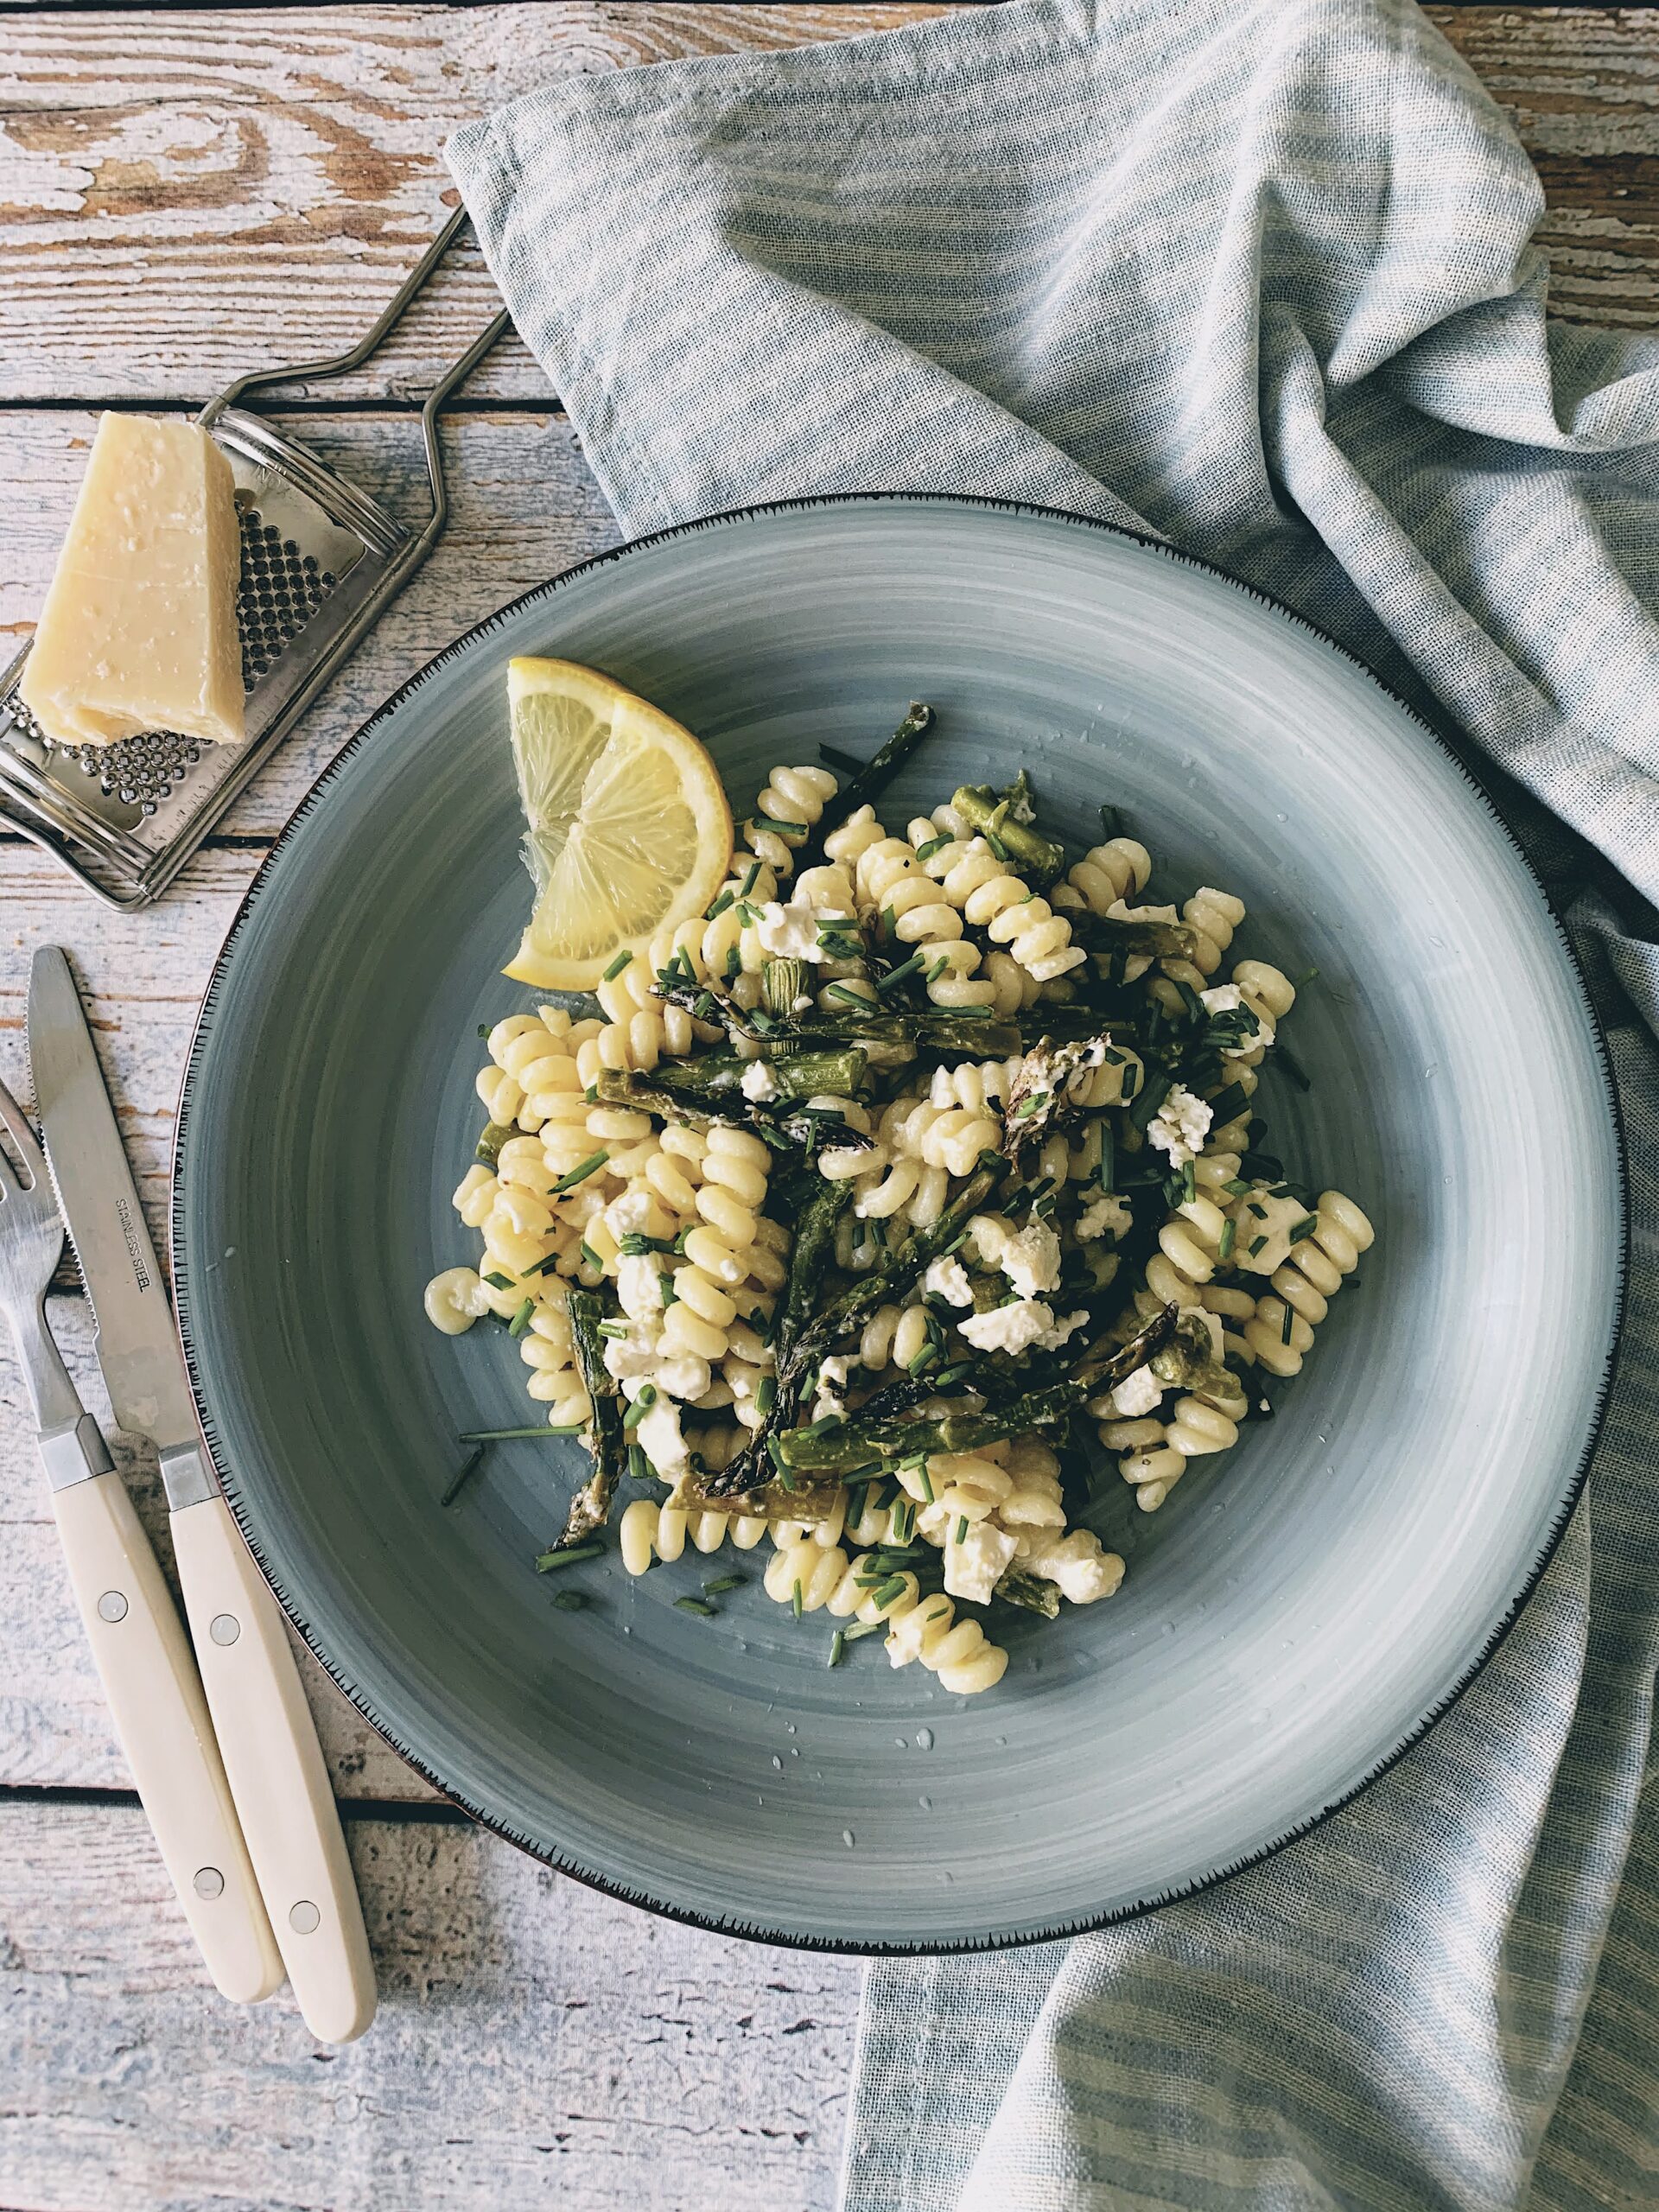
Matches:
[[1, 7, 1653, 2205]]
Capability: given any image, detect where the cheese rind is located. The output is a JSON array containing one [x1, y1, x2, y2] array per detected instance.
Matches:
[[19, 413, 245, 748]]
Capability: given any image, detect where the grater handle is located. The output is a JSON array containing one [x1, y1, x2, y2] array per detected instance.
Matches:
[[199, 207, 490, 424], [197, 207, 512, 566]]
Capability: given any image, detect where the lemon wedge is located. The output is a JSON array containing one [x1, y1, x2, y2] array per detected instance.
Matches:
[[502, 657, 733, 990]]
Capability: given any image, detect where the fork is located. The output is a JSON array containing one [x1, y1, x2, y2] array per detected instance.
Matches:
[[0, 1076, 282, 2003]]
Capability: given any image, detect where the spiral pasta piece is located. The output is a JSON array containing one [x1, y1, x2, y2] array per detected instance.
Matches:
[[1244, 1191, 1373, 1376], [1053, 836, 1152, 918], [879, 1580, 1009, 1694], [764, 1541, 851, 1614], [935, 842, 1084, 982], [859, 1301, 932, 1372], [620, 1497, 688, 1573]]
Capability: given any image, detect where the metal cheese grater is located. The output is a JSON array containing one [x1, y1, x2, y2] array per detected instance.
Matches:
[[0, 208, 511, 909]]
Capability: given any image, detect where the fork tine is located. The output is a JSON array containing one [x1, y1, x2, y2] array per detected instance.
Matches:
[[0, 1075, 48, 1190]]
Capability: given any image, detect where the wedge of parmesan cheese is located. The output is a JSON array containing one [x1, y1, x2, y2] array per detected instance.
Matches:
[[19, 414, 245, 748]]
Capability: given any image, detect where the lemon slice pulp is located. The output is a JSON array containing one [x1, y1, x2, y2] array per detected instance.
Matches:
[[503, 658, 733, 990]]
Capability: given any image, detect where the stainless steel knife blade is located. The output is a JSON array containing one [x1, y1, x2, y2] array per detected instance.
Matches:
[[28, 944, 200, 1456]]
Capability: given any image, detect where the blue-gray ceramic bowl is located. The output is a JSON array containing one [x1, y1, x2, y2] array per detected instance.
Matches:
[[175, 497, 1622, 1951]]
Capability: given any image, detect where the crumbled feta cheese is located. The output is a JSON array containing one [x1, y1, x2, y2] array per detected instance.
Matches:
[[812, 1353, 854, 1421], [957, 1299, 1054, 1357], [604, 1185, 657, 1239], [1200, 983, 1271, 1056], [1076, 1192, 1133, 1242], [1021, 1529, 1125, 1605], [755, 900, 823, 961], [1147, 1083, 1213, 1168], [634, 1398, 690, 1481], [1034, 1307, 1090, 1352], [423, 1267, 492, 1335], [923, 1255, 975, 1307], [998, 1221, 1061, 1299], [943, 1517, 1018, 1605], [1111, 1363, 1164, 1418], [1006, 787, 1036, 825], [615, 1253, 666, 1321], [601, 1316, 660, 1381], [915, 1502, 953, 1545], [740, 1059, 779, 1102]]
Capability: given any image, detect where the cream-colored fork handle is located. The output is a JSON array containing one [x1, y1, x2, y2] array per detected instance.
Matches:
[[50, 1468, 283, 2004], [170, 1494, 378, 2044]]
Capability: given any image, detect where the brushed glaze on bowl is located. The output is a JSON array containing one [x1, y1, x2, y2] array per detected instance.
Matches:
[[175, 498, 1622, 1950]]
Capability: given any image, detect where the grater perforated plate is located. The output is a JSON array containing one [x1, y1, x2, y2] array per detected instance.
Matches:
[[0, 209, 511, 909]]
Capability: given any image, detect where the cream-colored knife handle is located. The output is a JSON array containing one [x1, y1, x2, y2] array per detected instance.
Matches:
[[169, 1491, 378, 2044], [49, 1462, 284, 2005]]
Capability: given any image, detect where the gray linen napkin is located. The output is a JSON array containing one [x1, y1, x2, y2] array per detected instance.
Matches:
[[448, 3, 1659, 2205]]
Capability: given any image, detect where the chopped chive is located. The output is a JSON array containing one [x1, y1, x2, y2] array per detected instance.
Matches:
[[915, 834, 951, 862], [693, 990, 717, 1021], [550, 1588, 588, 1611], [508, 1298, 534, 1338], [826, 982, 873, 1007], [766, 1433, 787, 1467], [955, 1515, 969, 1544], [553, 1149, 609, 1193], [724, 949, 741, 982], [925, 955, 949, 983], [1293, 965, 1319, 988], [1012, 1092, 1048, 1121], [1121, 1061, 1141, 1101], [622, 1399, 651, 1431], [439, 1445, 486, 1510], [1224, 1177, 1251, 1196], [876, 950, 926, 992], [1097, 1127, 1116, 1192], [1218, 1217, 1237, 1262], [986, 830, 1010, 861], [627, 1443, 653, 1484], [601, 949, 633, 982], [584, 1083, 599, 1103], [844, 1618, 887, 1643], [1181, 1160, 1196, 1204], [906, 1341, 940, 1375], [676, 1595, 717, 1617], [702, 1573, 745, 1595], [476, 1021, 491, 1039], [483, 1270, 515, 1290], [1289, 1215, 1319, 1243], [752, 813, 807, 836], [880, 904, 898, 942], [791, 1579, 804, 1620], [705, 888, 734, 921], [1281, 1302, 1296, 1345], [1208, 1083, 1250, 1127], [829, 1629, 847, 1667], [869, 1574, 906, 1609], [740, 861, 762, 897], [597, 1318, 630, 1339], [461, 1423, 584, 1440], [579, 1239, 602, 1272], [536, 1540, 603, 1572], [1249, 1234, 1268, 1256]]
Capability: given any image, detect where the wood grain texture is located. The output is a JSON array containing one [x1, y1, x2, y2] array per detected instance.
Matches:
[[0, 6, 1656, 410], [0, 1799, 858, 2212]]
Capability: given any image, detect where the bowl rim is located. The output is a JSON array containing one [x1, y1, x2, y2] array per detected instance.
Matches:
[[172, 490, 1629, 1955]]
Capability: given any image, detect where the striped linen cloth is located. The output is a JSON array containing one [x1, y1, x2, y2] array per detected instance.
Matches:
[[447, 3, 1659, 2205]]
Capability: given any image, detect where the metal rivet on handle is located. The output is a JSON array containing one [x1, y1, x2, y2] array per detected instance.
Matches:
[[97, 1591, 128, 1623], [289, 1900, 321, 1935], [209, 1612, 241, 1645], [194, 1867, 225, 1899]]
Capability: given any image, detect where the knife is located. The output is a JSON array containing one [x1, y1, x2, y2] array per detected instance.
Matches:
[[29, 945, 377, 2044]]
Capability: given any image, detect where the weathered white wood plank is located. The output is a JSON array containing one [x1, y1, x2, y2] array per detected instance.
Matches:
[[0, 1286, 439, 1801], [0, 1798, 859, 2212], [1, 407, 620, 836], [1, 5, 1656, 410], [0, 3, 958, 404]]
